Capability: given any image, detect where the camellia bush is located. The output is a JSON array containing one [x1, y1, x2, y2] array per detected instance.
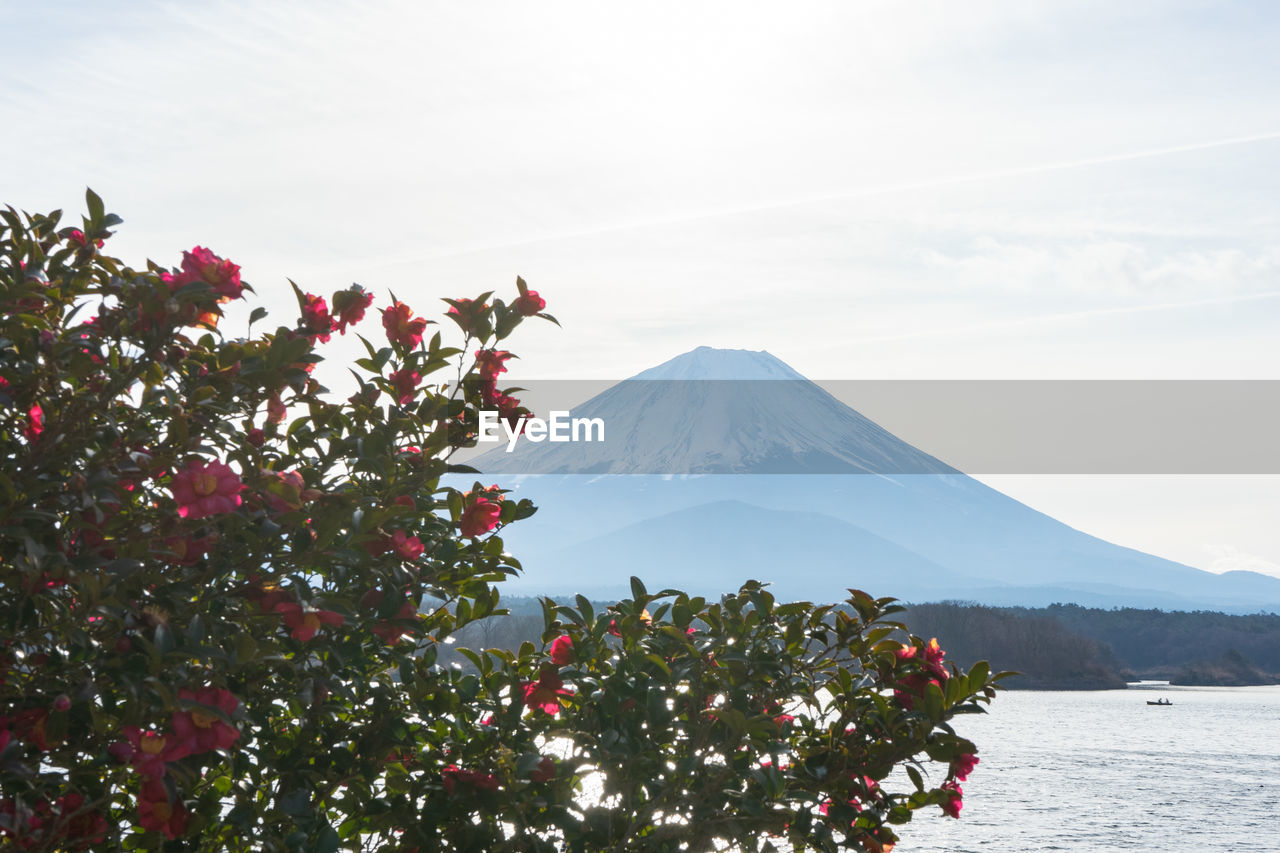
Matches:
[[1, 192, 1007, 852]]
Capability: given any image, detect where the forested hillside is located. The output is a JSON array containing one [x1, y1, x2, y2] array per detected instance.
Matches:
[[442, 597, 1280, 688]]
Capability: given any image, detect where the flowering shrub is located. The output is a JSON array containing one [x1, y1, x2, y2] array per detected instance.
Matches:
[[0, 192, 1006, 851]]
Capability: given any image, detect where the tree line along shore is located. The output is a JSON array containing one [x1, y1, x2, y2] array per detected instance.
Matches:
[[441, 597, 1280, 689]]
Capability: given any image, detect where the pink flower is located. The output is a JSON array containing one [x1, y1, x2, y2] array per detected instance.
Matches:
[[262, 469, 305, 514], [382, 300, 428, 348], [924, 638, 949, 679], [51, 791, 108, 846], [179, 246, 243, 301], [521, 666, 569, 715], [23, 403, 43, 441], [266, 393, 286, 424], [474, 349, 513, 380], [951, 752, 979, 781], [170, 460, 243, 519], [549, 635, 574, 666], [301, 293, 334, 343], [275, 602, 344, 642], [446, 297, 487, 334], [68, 229, 103, 249], [459, 497, 502, 538], [121, 727, 191, 778], [892, 673, 940, 712], [514, 290, 545, 316], [137, 777, 189, 839], [170, 687, 239, 754], [389, 368, 422, 406], [332, 287, 373, 334], [940, 780, 963, 818], [391, 530, 424, 560], [162, 534, 211, 566], [368, 597, 419, 645], [441, 765, 500, 795]]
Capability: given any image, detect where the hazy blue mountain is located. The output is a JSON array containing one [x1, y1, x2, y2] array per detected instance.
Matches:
[[471, 347, 1280, 612]]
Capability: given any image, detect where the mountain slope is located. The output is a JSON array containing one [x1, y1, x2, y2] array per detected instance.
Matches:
[[474, 347, 955, 475], [475, 348, 1280, 611]]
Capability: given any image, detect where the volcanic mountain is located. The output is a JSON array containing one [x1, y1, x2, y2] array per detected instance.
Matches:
[[468, 347, 1280, 611]]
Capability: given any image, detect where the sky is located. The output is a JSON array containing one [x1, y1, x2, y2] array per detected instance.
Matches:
[[4, 0, 1280, 579]]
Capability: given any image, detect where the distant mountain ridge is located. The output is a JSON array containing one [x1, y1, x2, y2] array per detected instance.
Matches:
[[472, 347, 1280, 612]]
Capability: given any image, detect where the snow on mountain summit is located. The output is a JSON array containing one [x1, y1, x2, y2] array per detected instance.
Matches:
[[629, 347, 807, 381], [473, 347, 955, 475]]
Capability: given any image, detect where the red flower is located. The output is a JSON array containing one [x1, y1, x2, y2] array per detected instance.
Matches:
[[301, 293, 334, 343], [250, 584, 291, 615], [514, 290, 545, 316], [137, 777, 189, 839], [179, 246, 243, 301], [275, 602, 344, 641], [446, 298, 487, 334], [382, 300, 428, 348], [170, 687, 240, 754], [441, 765, 500, 795], [529, 756, 556, 782], [246, 428, 265, 447], [23, 403, 43, 441], [549, 634, 574, 666], [266, 393, 286, 424], [939, 780, 963, 818], [170, 459, 243, 519], [68, 229, 103, 249], [521, 666, 569, 715], [332, 288, 373, 334], [121, 727, 191, 778], [951, 752, 979, 781], [161, 534, 211, 566], [474, 349, 513, 379], [389, 368, 422, 406], [892, 673, 940, 711], [459, 497, 502, 538], [391, 530, 424, 560], [12, 707, 51, 751], [371, 600, 419, 645], [924, 637, 949, 679], [262, 469, 305, 514], [51, 792, 108, 848]]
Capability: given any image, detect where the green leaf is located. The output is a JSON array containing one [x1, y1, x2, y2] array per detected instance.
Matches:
[[968, 660, 989, 687], [315, 826, 340, 853], [85, 187, 104, 223], [154, 623, 175, 655]]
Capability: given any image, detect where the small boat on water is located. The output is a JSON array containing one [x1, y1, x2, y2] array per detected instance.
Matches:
[[1146, 698, 1173, 706]]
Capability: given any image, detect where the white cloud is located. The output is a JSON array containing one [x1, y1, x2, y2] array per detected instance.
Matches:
[[1202, 544, 1280, 579]]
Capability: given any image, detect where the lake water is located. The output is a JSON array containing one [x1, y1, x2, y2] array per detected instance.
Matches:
[[895, 682, 1280, 851]]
